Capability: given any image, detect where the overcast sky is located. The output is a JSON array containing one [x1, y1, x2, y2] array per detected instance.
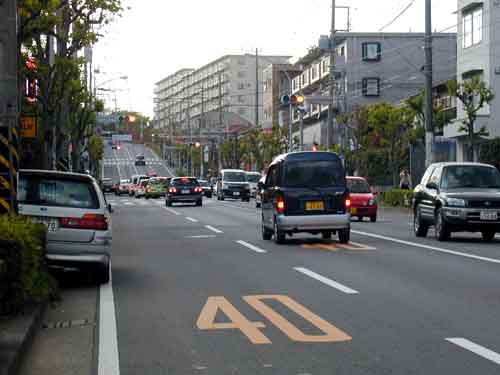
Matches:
[[93, 0, 458, 117]]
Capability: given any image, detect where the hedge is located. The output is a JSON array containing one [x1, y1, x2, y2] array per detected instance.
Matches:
[[381, 189, 414, 208], [0, 215, 58, 315]]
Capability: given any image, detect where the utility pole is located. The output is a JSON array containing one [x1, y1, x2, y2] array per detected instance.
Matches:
[[326, 0, 336, 150], [255, 48, 259, 128], [299, 110, 305, 151], [424, 0, 434, 167], [200, 84, 204, 178], [218, 71, 224, 172]]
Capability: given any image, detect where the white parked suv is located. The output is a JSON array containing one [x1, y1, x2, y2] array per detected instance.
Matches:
[[18, 169, 113, 283]]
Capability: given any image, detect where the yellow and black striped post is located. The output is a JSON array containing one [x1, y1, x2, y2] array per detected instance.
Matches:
[[0, 124, 18, 214]]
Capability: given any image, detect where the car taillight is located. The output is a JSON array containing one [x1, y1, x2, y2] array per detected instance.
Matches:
[[169, 187, 177, 193], [345, 196, 352, 210], [60, 214, 108, 230], [194, 187, 203, 193], [276, 196, 285, 214]]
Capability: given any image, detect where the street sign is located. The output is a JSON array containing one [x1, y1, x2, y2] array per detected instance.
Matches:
[[112, 134, 133, 142], [96, 114, 120, 125], [20, 116, 37, 138], [204, 145, 209, 163]]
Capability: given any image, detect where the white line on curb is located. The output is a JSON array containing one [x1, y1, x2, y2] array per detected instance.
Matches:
[[186, 217, 199, 223], [205, 225, 224, 234], [352, 230, 500, 265], [164, 207, 180, 216], [98, 266, 120, 375], [236, 240, 267, 253], [294, 267, 359, 294], [446, 338, 500, 365]]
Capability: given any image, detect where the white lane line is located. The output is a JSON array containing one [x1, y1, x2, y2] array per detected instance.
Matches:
[[186, 217, 199, 223], [205, 225, 224, 234], [165, 207, 180, 216], [124, 202, 133, 206], [236, 240, 267, 254], [293, 267, 359, 295], [446, 338, 500, 365], [98, 266, 120, 375], [185, 235, 217, 239], [352, 230, 500, 265]]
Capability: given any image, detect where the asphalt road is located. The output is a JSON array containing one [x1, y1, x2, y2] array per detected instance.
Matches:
[[95, 145, 500, 374]]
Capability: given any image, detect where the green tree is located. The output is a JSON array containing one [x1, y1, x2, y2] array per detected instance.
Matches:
[[88, 135, 104, 176], [447, 77, 495, 161], [479, 138, 500, 170]]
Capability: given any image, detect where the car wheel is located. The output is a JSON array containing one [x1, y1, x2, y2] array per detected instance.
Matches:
[[322, 231, 332, 240], [357, 216, 363, 222], [370, 215, 377, 223], [262, 219, 272, 241], [414, 206, 428, 237], [482, 230, 496, 242], [256, 202, 261, 208], [196, 200, 202, 207], [338, 228, 350, 244], [273, 218, 286, 244], [220, 195, 225, 201], [435, 208, 450, 241], [145, 196, 150, 199], [166, 200, 171, 207], [96, 263, 110, 284]]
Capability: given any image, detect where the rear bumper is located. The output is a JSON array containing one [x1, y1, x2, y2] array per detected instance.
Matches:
[[221, 189, 250, 199], [168, 194, 202, 202], [46, 242, 111, 267], [351, 206, 377, 217], [277, 213, 350, 231]]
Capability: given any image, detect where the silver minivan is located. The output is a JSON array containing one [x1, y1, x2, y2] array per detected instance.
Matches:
[[18, 170, 112, 283]]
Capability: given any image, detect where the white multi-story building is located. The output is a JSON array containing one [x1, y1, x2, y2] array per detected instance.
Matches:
[[444, 0, 500, 161], [154, 54, 290, 136]]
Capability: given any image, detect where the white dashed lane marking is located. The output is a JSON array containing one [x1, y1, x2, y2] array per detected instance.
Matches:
[[294, 267, 359, 295], [236, 240, 267, 254], [446, 338, 500, 365]]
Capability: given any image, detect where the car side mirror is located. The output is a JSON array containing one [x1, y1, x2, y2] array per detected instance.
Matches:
[[426, 182, 439, 190], [257, 181, 265, 190], [108, 203, 113, 213]]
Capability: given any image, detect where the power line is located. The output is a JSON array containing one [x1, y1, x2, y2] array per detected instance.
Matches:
[[378, 0, 417, 31]]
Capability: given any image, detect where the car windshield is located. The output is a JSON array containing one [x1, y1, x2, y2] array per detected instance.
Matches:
[[224, 172, 247, 182], [284, 160, 345, 187], [441, 165, 500, 189], [172, 178, 199, 187], [18, 175, 99, 209], [347, 179, 371, 193], [246, 174, 261, 183]]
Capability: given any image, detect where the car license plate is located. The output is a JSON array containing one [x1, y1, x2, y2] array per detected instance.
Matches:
[[306, 201, 324, 211], [31, 217, 59, 232], [351, 207, 357, 214], [233, 192, 240, 196], [480, 211, 498, 221], [182, 189, 190, 194]]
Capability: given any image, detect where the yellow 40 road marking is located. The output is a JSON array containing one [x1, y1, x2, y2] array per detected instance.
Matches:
[[196, 295, 351, 344]]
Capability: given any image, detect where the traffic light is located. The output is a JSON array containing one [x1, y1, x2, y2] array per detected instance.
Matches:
[[280, 94, 305, 107], [194, 142, 201, 148], [126, 115, 136, 123]]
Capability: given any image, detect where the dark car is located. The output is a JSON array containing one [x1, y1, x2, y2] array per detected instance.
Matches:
[[198, 179, 213, 198], [166, 177, 203, 206], [216, 169, 251, 201], [413, 162, 500, 242], [260, 152, 351, 244], [101, 178, 114, 193], [255, 175, 266, 208], [135, 154, 146, 166]]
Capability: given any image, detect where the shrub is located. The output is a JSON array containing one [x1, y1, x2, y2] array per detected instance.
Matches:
[[0, 215, 58, 315], [382, 189, 414, 208]]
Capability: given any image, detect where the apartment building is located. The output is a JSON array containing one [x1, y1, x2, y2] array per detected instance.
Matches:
[[154, 54, 290, 137], [444, 0, 500, 161], [286, 32, 457, 148]]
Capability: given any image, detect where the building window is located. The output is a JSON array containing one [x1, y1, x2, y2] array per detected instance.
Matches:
[[462, 6, 483, 48], [362, 42, 381, 61], [238, 108, 247, 116], [362, 78, 380, 97], [238, 95, 245, 103]]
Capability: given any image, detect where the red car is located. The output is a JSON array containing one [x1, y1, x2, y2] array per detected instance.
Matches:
[[346, 176, 378, 222]]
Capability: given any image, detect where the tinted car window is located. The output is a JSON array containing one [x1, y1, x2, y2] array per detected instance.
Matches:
[[441, 166, 500, 189], [347, 179, 371, 193], [284, 160, 345, 187], [224, 172, 247, 182], [19, 176, 99, 209], [246, 174, 261, 183], [198, 180, 210, 187], [171, 178, 199, 187]]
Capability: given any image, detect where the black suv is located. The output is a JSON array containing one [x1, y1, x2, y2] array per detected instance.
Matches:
[[166, 177, 203, 206], [135, 155, 146, 166], [413, 162, 500, 241], [260, 152, 351, 244]]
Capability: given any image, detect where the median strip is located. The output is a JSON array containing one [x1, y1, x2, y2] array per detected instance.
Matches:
[[352, 230, 500, 265], [236, 240, 267, 254], [294, 267, 359, 294], [446, 338, 500, 365]]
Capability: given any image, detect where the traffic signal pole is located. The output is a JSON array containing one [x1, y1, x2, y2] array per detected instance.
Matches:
[[424, 0, 434, 167]]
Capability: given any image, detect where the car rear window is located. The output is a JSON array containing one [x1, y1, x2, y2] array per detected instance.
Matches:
[[172, 178, 199, 187], [19, 175, 99, 209], [284, 160, 345, 188], [347, 179, 371, 193]]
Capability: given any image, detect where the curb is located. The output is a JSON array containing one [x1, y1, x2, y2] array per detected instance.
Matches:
[[0, 303, 46, 375]]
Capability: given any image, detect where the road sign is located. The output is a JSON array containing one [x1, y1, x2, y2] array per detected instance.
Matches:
[[112, 134, 132, 142], [20, 116, 37, 138], [204, 145, 209, 163], [96, 114, 120, 126]]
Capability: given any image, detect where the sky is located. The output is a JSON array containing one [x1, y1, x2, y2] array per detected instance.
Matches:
[[93, 0, 458, 117]]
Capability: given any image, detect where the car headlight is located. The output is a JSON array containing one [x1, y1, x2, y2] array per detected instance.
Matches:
[[245, 185, 251, 190], [222, 184, 229, 189], [446, 198, 466, 207], [368, 198, 376, 206]]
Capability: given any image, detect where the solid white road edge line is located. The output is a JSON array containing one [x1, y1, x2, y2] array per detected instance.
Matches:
[[446, 338, 500, 365], [98, 266, 120, 375], [352, 230, 500, 265], [186, 217, 199, 223], [205, 225, 224, 234], [236, 240, 267, 253], [164, 207, 180, 216], [294, 267, 359, 295]]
